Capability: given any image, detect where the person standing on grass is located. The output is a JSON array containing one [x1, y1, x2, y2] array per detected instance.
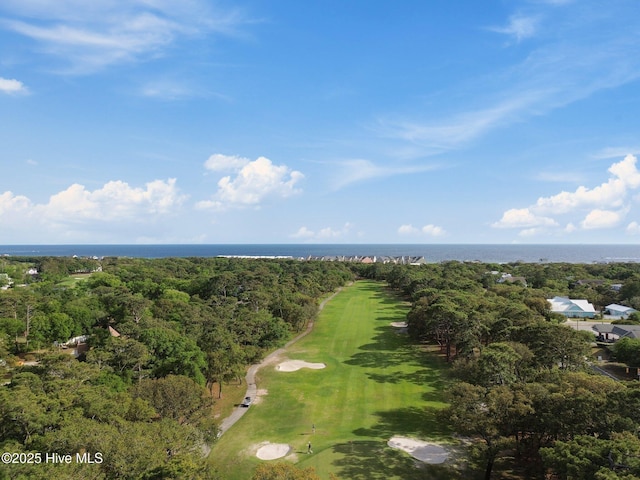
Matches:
[[307, 441, 312, 454], [312, 423, 315, 434]]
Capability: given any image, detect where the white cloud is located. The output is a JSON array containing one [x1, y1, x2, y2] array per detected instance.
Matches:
[[331, 158, 440, 190], [422, 224, 445, 237], [0, 1, 244, 73], [534, 155, 640, 214], [626, 221, 640, 235], [494, 155, 640, 236], [398, 224, 419, 235], [580, 209, 625, 230], [290, 223, 352, 241], [197, 156, 303, 210], [0, 191, 32, 215], [0, 179, 185, 225], [0, 77, 27, 94], [488, 14, 539, 42], [379, 5, 640, 155], [291, 226, 315, 239], [379, 90, 546, 153], [398, 223, 446, 237], [204, 153, 250, 172], [492, 208, 558, 229]]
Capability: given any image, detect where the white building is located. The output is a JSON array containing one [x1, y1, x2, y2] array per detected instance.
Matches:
[[547, 296, 596, 318]]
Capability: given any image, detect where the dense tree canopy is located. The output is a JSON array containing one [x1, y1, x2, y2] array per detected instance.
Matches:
[[3, 256, 640, 479], [0, 256, 354, 479]]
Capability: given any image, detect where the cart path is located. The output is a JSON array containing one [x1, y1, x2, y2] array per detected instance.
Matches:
[[216, 286, 345, 437]]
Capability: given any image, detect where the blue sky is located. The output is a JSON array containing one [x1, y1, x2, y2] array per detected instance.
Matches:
[[1, 0, 640, 244]]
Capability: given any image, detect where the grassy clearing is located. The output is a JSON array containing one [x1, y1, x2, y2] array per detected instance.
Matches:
[[208, 280, 454, 479], [55, 273, 93, 287]]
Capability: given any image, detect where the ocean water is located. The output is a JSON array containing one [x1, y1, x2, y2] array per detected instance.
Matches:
[[1, 244, 640, 264]]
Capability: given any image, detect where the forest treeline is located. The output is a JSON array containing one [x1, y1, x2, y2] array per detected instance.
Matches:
[[4, 257, 640, 479], [0, 256, 353, 479], [353, 260, 640, 480]]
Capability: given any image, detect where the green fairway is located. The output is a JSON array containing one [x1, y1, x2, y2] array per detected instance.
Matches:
[[208, 280, 453, 479]]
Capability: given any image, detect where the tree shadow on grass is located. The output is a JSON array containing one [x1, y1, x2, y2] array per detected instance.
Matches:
[[366, 367, 446, 389], [345, 327, 425, 370], [330, 440, 425, 480], [353, 406, 451, 440], [330, 440, 462, 480]]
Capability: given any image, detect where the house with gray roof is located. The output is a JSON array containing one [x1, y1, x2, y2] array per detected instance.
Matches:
[[593, 324, 640, 341]]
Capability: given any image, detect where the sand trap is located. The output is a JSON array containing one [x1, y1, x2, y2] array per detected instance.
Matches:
[[256, 442, 291, 460], [388, 436, 449, 464], [390, 321, 408, 328], [276, 360, 326, 372]]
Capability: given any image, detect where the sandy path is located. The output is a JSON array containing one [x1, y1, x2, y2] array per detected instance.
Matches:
[[217, 286, 344, 436]]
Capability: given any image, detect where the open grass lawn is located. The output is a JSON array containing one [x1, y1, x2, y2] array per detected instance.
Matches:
[[208, 281, 456, 480], [55, 272, 93, 287]]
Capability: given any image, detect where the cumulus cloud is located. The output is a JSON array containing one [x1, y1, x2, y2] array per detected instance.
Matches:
[[0, 179, 185, 225], [534, 155, 640, 214], [0, 191, 32, 215], [580, 209, 625, 230], [398, 223, 446, 237], [197, 155, 304, 210], [492, 208, 558, 229], [494, 154, 640, 236], [291, 223, 352, 241], [0, 77, 28, 94]]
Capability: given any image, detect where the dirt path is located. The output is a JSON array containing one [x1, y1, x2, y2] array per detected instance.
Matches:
[[216, 286, 345, 437]]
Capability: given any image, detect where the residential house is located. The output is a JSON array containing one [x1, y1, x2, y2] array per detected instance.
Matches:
[[547, 296, 596, 318], [593, 324, 640, 341], [605, 304, 638, 319], [498, 273, 527, 286]]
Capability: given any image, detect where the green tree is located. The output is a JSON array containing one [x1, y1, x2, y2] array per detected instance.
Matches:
[[445, 382, 533, 480], [541, 432, 640, 480], [132, 375, 212, 424]]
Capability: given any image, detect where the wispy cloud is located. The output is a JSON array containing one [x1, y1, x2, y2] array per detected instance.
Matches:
[[0, 0, 245, 73], [377, 3, 640, 155], [487, 14, 540, 42], [329, 158, 441, 190]]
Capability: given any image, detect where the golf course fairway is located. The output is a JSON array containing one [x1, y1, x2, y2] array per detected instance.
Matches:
[[208, 280, 453, 479]]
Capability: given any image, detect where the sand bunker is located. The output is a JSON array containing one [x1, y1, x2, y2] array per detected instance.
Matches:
[[256, 442, 291, 460], [276, 360, 326, 372], [390, 321, 408, 328], [388, 436, 449, 464]]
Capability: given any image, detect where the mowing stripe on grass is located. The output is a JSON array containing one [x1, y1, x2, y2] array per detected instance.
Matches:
[[208, 280, 451, 480]]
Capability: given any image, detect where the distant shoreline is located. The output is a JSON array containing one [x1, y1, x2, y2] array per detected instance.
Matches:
[[1, 244, 639, 264]]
